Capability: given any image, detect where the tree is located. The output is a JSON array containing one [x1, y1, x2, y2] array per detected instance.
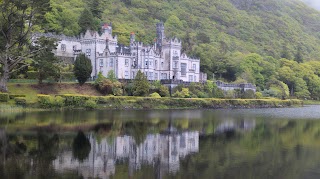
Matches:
[[107, 70, 117, 82], [31, 37, 60, 84], [0, 0, 50, 92], [74, 54, 92, 85], [133, 70, 150, 96], [294, 45, 303, 63], [72, 131, 91, 161], [78, 8, 100, 35], [281, 44, 292, 60]]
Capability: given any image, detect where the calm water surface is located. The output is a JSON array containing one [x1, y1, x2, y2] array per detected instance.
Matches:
[[1, 106, 320, 179]]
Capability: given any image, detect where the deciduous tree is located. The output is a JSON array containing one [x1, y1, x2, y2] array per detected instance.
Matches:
[[0, 0, 50, 92]]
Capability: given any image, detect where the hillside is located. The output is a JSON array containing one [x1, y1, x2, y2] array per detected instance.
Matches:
[[35, 0, 320, 99], [45, 0, 320, 59]]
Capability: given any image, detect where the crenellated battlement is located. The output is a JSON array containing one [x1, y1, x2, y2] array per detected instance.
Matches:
[[32, 32, 80, 41]]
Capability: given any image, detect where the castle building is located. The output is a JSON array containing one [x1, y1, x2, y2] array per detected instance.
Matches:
[[34, 22, 207, 82]]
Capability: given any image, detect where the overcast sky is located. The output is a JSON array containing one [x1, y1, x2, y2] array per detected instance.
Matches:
[[303, 0, 320, 10]]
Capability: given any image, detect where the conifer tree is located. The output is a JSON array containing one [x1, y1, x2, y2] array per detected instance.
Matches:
[[133, 70, 150, 96], [74, 54, 92, 85]]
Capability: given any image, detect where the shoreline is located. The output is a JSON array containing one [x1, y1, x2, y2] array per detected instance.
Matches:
[[0, 96, 303, 112]]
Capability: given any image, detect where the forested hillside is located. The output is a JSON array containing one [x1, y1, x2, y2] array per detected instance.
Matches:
[[22, 0, 320, 98]]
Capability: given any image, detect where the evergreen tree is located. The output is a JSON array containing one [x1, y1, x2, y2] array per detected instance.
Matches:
[[78, 8, 99, 34], [31, 37, 60, 84], [133, 70, 150, 96], [74, 54, 92, 85]]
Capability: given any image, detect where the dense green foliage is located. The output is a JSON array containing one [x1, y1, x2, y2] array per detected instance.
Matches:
[[95, 71, 122, 96], [35, 0, 320, 99], [36, 94, 302, 110], [31, 37, 60, 84], [74, 54, 92, 85], [0, 93, 9, 102], [133, 70, 150, 96]]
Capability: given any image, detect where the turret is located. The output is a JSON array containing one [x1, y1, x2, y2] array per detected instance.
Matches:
[[156, 22, 165, 52], [130, 32, 135, 44]]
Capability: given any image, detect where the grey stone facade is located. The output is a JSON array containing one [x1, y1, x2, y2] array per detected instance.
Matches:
[[36, 23, 206, 82]]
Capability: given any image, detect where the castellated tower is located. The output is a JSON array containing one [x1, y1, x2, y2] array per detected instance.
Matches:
[[156, 22, 165, 52]]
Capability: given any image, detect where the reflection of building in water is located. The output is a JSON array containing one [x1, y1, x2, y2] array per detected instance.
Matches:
[[53, 131, 199, 179], [215, 120, 256, 134]]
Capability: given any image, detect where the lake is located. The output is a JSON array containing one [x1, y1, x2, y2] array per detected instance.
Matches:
[[1, 106, 320, 179]]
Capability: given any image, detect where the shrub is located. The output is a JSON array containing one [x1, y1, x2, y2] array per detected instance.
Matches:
[[224, 90, 235, 99], [173, 88, 190, 98], [9, 94, 26, 99], [14, 97, 26, 106], [159, 85, 170, 97], [242, 90, 256, 99], [26, 71, 38, 79], [0, 93, 9, 102], [255, 92, 263, 99], [37, 95, 53, 108], [84, 99, 98, 109], [150, 92, 161, 98], [95, 72, 123, 96], [60, 72, 75, 81], [61, 94, 90, 107], [54, 96, 65, 108]]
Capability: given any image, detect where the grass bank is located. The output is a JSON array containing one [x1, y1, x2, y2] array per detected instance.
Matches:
[[34, 95, 302, 110], [0, 83, 303, 111]]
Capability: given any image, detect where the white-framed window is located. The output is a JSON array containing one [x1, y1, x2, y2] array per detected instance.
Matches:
[[155, 60, 157, 67], [174, 62, 178, 68], [125, 59, 129, 67], [161, 73, 167, 80], [193, 64, 196, 71], [125, 71, 129, 78], [154, 73, 158, 80], [73, 45, 77, 51], [189, 75, 193, 82], [99, 59, 103, 67], [109, 58, 113, 67], [149, 72, 153, 80], [61, 44, 66, 52], [181, 63, 187, 76], [132, 71, 136, 78], [194, 75, 197, 82], [86, 49, 91, 56], [161, 62, 164, 68]]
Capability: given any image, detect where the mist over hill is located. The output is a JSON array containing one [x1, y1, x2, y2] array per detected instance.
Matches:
[[301, 0, 320, 10]]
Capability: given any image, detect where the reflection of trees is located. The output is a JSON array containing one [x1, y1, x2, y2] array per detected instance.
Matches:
[[172, 120, 320, 179], [124, 121, 149, 145], [72, 131, 91, 161], [29, 132, 60, 178]]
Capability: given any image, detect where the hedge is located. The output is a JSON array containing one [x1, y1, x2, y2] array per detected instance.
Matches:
[[0, 93, 9, 102], [9, 94, 26, 99], [37, 95, 53, 108], [14, 97, 27, 106], [35, 94, 302, 109]]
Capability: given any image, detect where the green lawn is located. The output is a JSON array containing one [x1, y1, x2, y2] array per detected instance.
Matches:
[[7, 83, 101, 103]]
